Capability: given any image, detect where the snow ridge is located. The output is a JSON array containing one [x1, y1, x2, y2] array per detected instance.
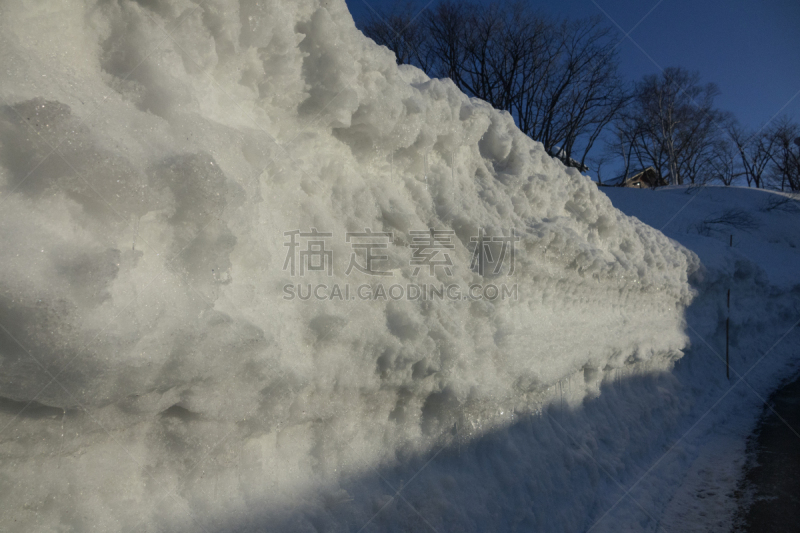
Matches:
[[1, 1, 796, 532]]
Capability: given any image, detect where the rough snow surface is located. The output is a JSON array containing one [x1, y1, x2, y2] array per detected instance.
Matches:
[[0, 1, 798, 532]]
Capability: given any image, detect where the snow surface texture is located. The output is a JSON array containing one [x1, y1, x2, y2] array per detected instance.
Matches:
[[600, 186, 800, 532], [0, 1, 797, 532]]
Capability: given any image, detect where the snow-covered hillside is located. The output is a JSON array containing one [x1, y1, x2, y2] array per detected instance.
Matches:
[[0, 0, 798, 531], [599, 186, 800, 532]]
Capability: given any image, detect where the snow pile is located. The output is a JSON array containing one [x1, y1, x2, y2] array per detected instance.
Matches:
[[1, 1, 787, 532]]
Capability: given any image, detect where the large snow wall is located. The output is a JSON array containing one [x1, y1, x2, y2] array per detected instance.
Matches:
[[0, 0, 698, 531]]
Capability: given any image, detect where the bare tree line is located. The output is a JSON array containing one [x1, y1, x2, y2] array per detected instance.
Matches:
[[358, 0, 800, 191], [360, 0, 628, 171], [610, 69, 800, 190], [606, 68, 730, 186], [730, 117, 800, 191]]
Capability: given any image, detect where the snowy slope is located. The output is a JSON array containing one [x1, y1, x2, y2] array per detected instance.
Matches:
[[604, 186, 800, 289], [0, 0, 798, 531], [598, 186, 800, 532]]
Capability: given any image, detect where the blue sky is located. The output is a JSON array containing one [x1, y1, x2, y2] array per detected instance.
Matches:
[[345, 0, 800, 133]]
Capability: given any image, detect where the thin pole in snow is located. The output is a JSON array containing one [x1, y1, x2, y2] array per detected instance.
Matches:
[[726, 290, 730, 380], [726, 234, 732, 380]]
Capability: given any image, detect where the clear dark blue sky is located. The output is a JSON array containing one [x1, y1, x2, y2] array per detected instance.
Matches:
[[345, 0, 800, 132]]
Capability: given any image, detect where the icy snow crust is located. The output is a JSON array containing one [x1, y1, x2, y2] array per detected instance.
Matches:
[[0, 1, 793, 532]]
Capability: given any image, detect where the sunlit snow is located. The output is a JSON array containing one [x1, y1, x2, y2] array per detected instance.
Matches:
[[0, 1, 798, 532]]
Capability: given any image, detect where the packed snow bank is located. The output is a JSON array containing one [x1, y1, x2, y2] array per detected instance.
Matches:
[[0, 1, 784, 531], [311, 186, 800, 533]]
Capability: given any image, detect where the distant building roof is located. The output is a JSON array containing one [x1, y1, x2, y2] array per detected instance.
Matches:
[[602, 167, 666, 188]]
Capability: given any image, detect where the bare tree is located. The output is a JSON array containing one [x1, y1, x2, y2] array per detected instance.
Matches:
[[613, 68, 729, 185], [766, 117, 800, 191], [423, 0, 470, 83], [709, 138, 741, 186], [588, 153, 613, 186], [728, 123, 776, 188], [357, 1, 629, 171], [458, 3, 551, 115], [529, 16, 630, 170], [606, 112, 648, 185]]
